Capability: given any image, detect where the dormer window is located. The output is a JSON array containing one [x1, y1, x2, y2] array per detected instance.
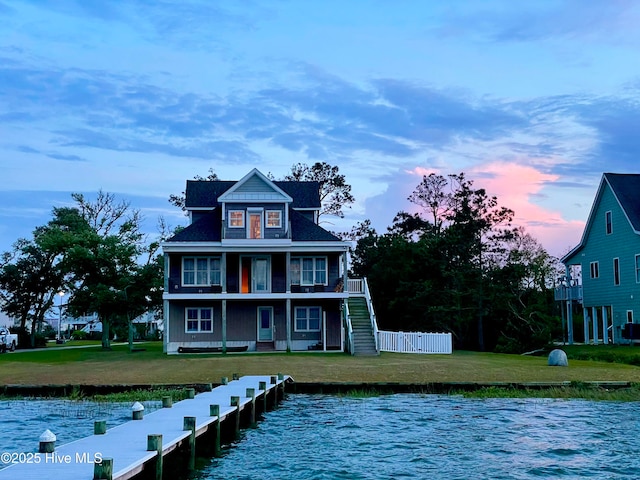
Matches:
[[266, 210, 282, 228], [229, 211, 244, 228]]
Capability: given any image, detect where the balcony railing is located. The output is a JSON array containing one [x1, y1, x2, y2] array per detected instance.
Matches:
[[554, 285, 583, 302]]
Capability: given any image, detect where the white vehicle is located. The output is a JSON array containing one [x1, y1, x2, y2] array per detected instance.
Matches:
[[0, 328, 17, 353]]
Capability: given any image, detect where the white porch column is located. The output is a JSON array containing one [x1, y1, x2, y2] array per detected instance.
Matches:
[[286, 298, 292, 351], [567, 305, 574, 345], [221, 252, 227, 293], [583, 307, 590, 344], [342, 251, 348, 292], [602, 307, 609, 344], [222, 300, 227, 354], [285, 251, 291, 293], [322, 311, 327, 352], [591, 306, 599, 345]]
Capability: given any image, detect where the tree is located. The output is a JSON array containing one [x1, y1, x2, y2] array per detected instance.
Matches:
[[0, 239, 64, 347], [283, 162, 355, 221], [353, 172, 556, 353], [57, 193, 160, 350]]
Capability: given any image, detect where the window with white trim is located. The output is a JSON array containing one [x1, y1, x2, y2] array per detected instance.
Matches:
[[590, 261, 599, 279], [627, 310, 634, 323], [229, 210, 244, 228], [266, 210, 282, 228], [294, 306, 321, 332], [185, 307, 213, 333], [290, 257, 328, 285], [183, 257, 221, 286], [635, 254, 640, 283], [614, 257, 620, 286], [605, 211, 612, 235]]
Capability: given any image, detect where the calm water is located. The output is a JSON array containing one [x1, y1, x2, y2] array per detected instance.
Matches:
[[197, 394, 639, 480], [0, 398, 161, 467], [0, 395, 638, 479]]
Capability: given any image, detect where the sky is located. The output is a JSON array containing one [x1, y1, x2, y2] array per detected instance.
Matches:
[[2, 0, 640, 258]]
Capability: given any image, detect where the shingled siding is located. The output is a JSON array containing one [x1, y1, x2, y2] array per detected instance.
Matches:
[[168, 300, 223, 343]]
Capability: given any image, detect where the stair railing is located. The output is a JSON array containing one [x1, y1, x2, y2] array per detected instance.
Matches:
[[363, 277, 379, 353], [344, 300, 355, 355]]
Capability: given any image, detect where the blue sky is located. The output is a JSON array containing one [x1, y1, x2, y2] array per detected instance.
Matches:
[[1, 0, 640, 257]]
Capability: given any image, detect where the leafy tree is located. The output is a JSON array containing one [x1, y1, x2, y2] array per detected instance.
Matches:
[[283, 162, 355, 221], [0, 239, 63, 347], [353, 172, 557, 353]]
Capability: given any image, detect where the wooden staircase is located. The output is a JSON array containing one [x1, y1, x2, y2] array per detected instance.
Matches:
[[347, 297, 378, 356]]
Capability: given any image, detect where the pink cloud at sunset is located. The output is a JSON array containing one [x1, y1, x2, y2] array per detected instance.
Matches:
[[470, 162, 585, 258]]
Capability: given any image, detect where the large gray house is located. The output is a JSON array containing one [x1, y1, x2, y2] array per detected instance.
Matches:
[[560, 173, 640, 345], [161, 168, 377, 354]]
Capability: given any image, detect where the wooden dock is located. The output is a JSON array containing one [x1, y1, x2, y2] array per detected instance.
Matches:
[[0, 374, 289, 480]]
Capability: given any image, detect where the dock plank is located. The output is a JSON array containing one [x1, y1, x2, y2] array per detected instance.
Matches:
[[0, 375, 288, 480]]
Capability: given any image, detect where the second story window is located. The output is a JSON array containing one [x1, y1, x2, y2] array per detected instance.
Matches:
[[606, 211, 612, 235], [183, 257, 221, 286], [291, 257, 327, 286], [229, 211, 244, 228], [635, 254, 640, 283], [590, 261, 599, 279], [614, 257, 620, 286], [266, 210, 282, 228]]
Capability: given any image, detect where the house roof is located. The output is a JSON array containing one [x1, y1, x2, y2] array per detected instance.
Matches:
[[165, 204, 342, 243], [166, 210, 222, 242], [562, 173, 640, 264], [184, 176, 321, 210], [218, 168, 293, 203], [290, 209, 342, 241]]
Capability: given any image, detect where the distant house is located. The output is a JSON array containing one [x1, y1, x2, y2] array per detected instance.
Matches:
[[161, 168, 378, 354], [561, 173, 640, 344]]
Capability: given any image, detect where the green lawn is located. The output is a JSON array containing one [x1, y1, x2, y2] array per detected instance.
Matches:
[[2, 342, 640, 387]]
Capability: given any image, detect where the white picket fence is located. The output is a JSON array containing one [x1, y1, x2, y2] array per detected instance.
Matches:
[[378, 331, 452, 354]]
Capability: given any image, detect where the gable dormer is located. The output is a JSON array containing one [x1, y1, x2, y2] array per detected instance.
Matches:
[[220, 169, 293, 241]]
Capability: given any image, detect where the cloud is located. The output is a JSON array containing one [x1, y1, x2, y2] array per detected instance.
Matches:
[[437, 1, 640, 44]]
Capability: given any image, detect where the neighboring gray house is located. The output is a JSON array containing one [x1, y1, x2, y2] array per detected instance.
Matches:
[[161, 168, 377, 354], [561, 173, 640, 345]]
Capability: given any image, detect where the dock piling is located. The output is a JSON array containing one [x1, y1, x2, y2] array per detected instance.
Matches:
[[147, 434, 163, 480], [186, 387, 196, 399], [259, 381, 267, 413], [132, 402, 144, 420], [209, 404, 221, 457], [94, 420, 107, 435], [183, 416, 196, 471], [230, 396, 241, 438], [246, 388, 256, 427], [162, 396, 172, 408], [232, 373, 239, 380], [221, 377, 229, 385], [38, 429, 56, 453], [93, 457, 113, 480]]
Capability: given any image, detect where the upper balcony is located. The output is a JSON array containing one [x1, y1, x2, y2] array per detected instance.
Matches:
[[554, 284, 583, 303]]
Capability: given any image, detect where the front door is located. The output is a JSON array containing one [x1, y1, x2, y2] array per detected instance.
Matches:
[[257, 307, 273, 341], [253, 257, 270, 292]]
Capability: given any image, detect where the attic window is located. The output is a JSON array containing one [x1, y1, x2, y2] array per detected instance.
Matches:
[[266, 210, 282, 228], [606, 211, 612, 235], [229, 210, 244, 228]]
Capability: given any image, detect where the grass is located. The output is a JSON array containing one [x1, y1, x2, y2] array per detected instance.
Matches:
[[3, 342, 640, 389]]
